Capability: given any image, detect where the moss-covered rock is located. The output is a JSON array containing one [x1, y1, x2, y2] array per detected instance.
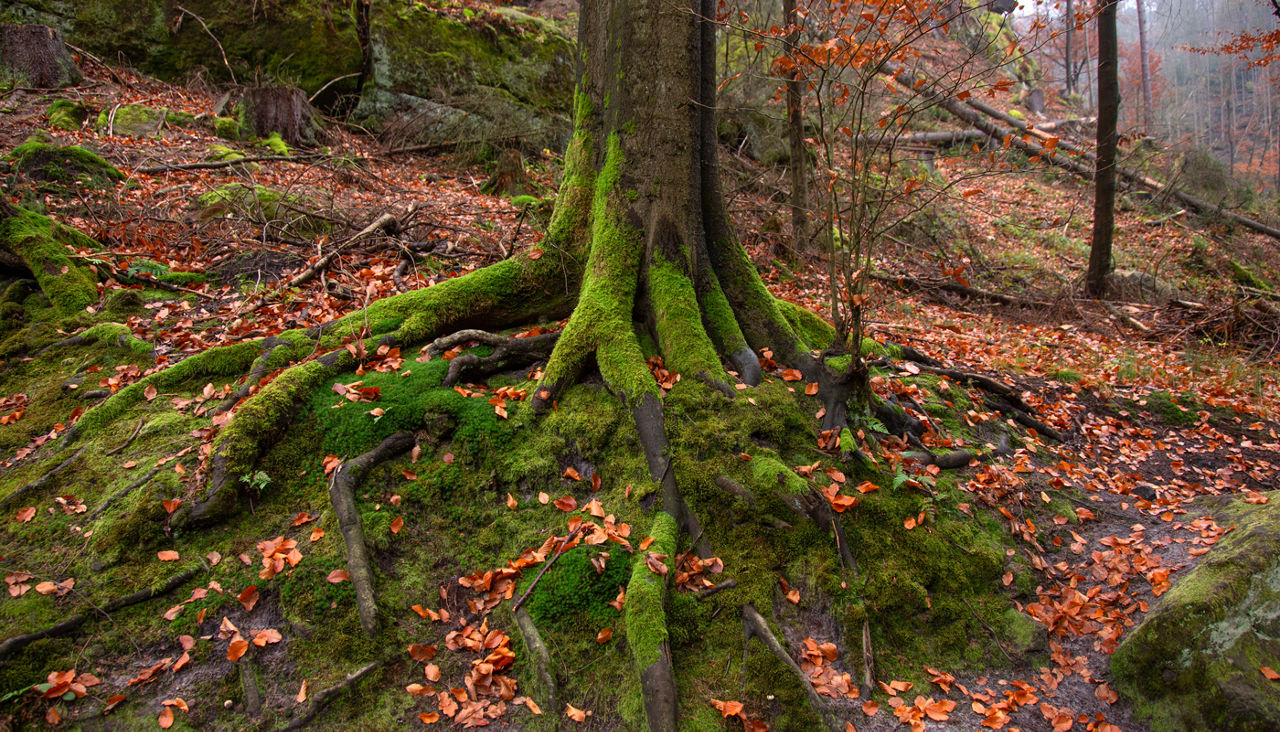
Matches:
[[1230, 260, 1274, 291], [7, 134, 122, 188], [355, 2, 574, 151], [46, 99, 89, 130], [95, 103, 195, 136], [1112, 494, 1280, 731]]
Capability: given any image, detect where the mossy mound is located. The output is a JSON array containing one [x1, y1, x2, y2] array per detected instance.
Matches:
[[46, 99, 90, 131], [0, 205, 100, 315], [7, 134, 122, 189], [1112, 494, 1280, 731], [95, 104, 196, 136], [193, 183, 331, 238]]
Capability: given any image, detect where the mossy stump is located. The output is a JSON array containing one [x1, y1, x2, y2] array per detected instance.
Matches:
[[239, 86, 321, 148]]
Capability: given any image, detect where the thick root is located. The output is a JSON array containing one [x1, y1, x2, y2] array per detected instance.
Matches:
[[626, 511, 679, 732], [741, 604, 843, 732]]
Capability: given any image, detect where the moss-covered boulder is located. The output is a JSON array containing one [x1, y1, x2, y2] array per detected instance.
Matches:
[[354, 3, 574, 151], [1, 1, 362, 105], [95, 104, 195, 136], [1112, 494, 1280, 731], [7, 133, 122, 188]]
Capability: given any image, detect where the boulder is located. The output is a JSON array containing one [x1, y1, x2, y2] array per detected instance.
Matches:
[[354, 3, 573, 151], [1111, 494, 1280, 731]]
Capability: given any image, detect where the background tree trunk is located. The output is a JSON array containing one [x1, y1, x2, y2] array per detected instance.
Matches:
[[240, 86, 321, 147], [1135, 0, 1154, 131], [1087, 0, 1119, 297], [783, 0, 807, 256], [0, 23, 81, 89], [1065, 0, 1075, 94]]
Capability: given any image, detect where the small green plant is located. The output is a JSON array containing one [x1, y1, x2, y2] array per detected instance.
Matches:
[[240, 470, 271, 492]]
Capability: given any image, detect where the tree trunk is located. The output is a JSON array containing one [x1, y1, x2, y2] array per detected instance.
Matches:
[[1135, 0, 1154, 131], [1064, 0, 1075, 94], [1086, 0, 1119, 298], [0, 23, 82, 89], [783, 0, 807, 256]]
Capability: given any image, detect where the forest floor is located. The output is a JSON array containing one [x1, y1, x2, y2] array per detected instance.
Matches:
[[1, 59, 1279, 731]]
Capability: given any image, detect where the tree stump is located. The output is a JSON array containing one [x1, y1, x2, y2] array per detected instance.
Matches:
[[240, 86, 321, 147], [480, 148, 527, 196], [0, 24, 82, 89]]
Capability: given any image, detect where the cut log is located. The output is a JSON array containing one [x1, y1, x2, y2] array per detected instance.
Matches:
[[0, 24, 81, 89], [240, 86, 321, 148]]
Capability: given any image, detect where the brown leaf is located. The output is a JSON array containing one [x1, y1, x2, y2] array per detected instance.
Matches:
[[425, 663, 441, 682], [596, 627, 613, 643], [862, 700, 879, 716], [506, 493, 518, 510], [408, 644, 438, 662], [296, 679, 308, 703], [158, 707, 174, 728], [327, 569, 350, 583], [253, 628, 282, 646], [553, 496, 577, 512], [418, 712, 441, 724], [563, 466, 582, 481], [390, 516, 404, 534], [1262, 666, 1280, 681], [157, 550, 180, 561], [566, 704, 591, 722], [309, 526, 324, 542], [14, 506, 35, 523]]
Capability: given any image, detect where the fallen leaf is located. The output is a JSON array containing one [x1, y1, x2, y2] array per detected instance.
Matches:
[[253, 628, 282, 646], [391, 516, 404, 534], [425, 663, 441, 682], [158, 707, 174, 728], [566, 704, 591, 722], [15, 506, 35, 523], [554, 495, 577, 512], [238, 585, 259, 612], [327, 569, 350, 583], [596, 628, 613, 643], [862, 700, 879, 716], [418, 712, 441, 724], [408, 644, 438, 662], [538, 492, 549, 504], [157, 550, 180, 561], [296, 679, 308, 703], [506, 493, 518, 510], [227, 639, 249, 662]]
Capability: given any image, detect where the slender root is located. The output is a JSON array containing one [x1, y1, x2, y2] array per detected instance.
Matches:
[[240, 655, 263, 717], [89, 464, 163, 519], [427, 329, 559, 387], [0, 565, 203, 660], [0, 447, 86, 513], [328, 432, 415, 637], [513, 607, 559, 716], [740, 604, 842, 732], [279, 661, 383, 731]]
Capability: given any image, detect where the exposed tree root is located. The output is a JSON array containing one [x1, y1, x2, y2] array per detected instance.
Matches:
[[240, 655, 263, 717], [512, 524, 583, 613], [902, 361, 1069, 442], [88, 464, 162, 520], [278, 661, 383, 731], [870, 271, 1053, 309], [741, 604, 843, 732], [103, 417, 144, 456], [859, 619, 876, 698], [426, 328, 560, 387], [694, 577, 736, 601], [513, 607, 559, 718], [328, 432, 415, 637], [712, 476, 794, 530], [0, 446, 85, 512], [135, 153, 323, 175], [0, 565, 202, 660]]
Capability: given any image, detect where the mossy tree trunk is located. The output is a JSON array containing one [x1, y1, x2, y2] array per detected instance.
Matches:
[[240, 86, 321, 147]]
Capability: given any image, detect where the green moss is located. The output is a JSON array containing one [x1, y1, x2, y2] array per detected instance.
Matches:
[[0, 206, 100, 315], [524, 545, 630, 629], [626, 511, 677, 670], [648, 256, 726, 382], [96, 104, 163, 136], [774, 297, 835, 351], [8, 136, 123, 189], [214, 116, 243, 140], [1229, 260, 1273, 291], [71, 322, 153, 356], [207, 144, 245, 162], [259, 132, 291, 157], [46, 100, 90, 131], [1138, 390, 1201, 426]]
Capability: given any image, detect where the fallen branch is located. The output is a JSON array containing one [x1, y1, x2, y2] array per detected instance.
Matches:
[[0, 565, 202, 659], [870, 272, 1052, 309], [284, 205, 422, 291], [135, 153, 323, 175], [329, 432, 416, 637], [279, 661, 383, 731], [741, 604, 842, 732]]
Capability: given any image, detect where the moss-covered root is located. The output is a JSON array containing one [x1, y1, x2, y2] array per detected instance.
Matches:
[[329, 431, 416, 637], [626, 511, 679, 732], [283, 661, 384, 731], [0, 565, 203, 660], [742, 604, 843, 732], [0, 202, 100, 316], [513, 607, 559, 715]]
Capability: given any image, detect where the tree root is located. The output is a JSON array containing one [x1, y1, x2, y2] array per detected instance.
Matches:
[[427, 329, 559, 387], [0, 564, 202, 660], [512, 525, 583, 613], [0, 447, 86, 512], [901, 361, 1069, 442], [240, 655, 263, 717], [278, 661, 383, 731], [328, 432, 415, 637], [88, 464, 163, 519], [103, 417, 144, 456], [859, 619, 875, 698], [513, 607, 559, 718], [711, 476, 794, 530], [740, 604, 842, 732]]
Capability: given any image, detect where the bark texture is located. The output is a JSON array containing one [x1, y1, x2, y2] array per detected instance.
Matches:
[[241, 86, 321, 147], [0, 23, 81, 88], [1086, 0, 1119, 298]]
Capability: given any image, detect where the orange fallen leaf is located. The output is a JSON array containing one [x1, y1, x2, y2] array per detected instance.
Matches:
[[596, 628, 613, 643], [390, 516, 404, 534], [566, 704, 591, 722], [408, 644, 437, 662], [862, 700, 879, 716], [711, 698, 745, 717], [538, 492, 550, 504], [425, 663, 441, 682], [157, 550, 180, 561], [506, 493, 518, 510], [227, 639, 249, 662], [563, 466, 582, 481], [253, 628, 282, 646], [296, 679, 307, 703], [1263, 666, 1280, 681], [554, 496, 577, 512], [14, 506, 35, 523], [309, 526, 324, 542], [158, 707, 174, 728], [238, 585, 258, 612], [418, 712, 440, 724], [327, 569, 350, 583]]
